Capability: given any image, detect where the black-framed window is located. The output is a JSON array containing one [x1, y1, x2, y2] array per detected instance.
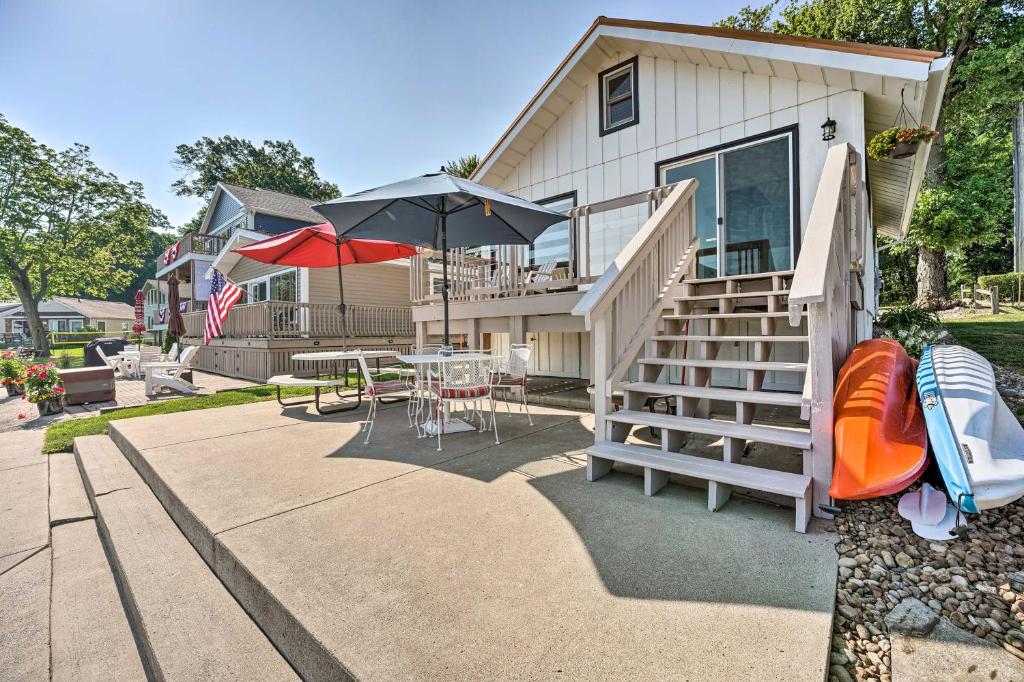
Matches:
[[598, 57, 638, 136]]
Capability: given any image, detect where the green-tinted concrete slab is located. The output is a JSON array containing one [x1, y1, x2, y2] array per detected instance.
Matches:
[[51, 520, 146, 681], [0, 547, 50, 681]]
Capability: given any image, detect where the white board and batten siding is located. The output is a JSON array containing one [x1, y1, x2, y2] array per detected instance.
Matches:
[[486, 53, 868, 381]]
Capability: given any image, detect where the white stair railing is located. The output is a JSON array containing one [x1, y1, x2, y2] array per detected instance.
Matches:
[[573, 179, 699, 443], [787, 143, 865, 518]]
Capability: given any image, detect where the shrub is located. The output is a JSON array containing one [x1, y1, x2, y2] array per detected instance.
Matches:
[[162, 333, 179, 355], [882, 324, 943, 359], [877, 304, 940, 332], [977, 273, 1024, 302]]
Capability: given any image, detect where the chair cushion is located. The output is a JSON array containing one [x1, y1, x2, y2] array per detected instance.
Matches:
[[430, 384, 491, 399], [366, 380, 409, 397], [491, 373, 527, 387]]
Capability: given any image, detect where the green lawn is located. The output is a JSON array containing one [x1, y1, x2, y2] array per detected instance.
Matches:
[[43, 384, 317, 454], [944, 305, 1024, 374]]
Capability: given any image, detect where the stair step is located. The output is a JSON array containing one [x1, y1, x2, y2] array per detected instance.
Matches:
[[664, 311, 805, 320], [73, 436, 299, 681], [608, 410, 812, 449], [651, 335, 808, 343], [586, 441, 811, 498], [638, 358, 808, 372], [675, 290, 789, 302], [685, 270, 795, 285], [622, 382, 805, 407]]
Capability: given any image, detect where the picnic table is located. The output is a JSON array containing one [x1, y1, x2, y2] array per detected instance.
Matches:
[[270, 350, 399, 414]]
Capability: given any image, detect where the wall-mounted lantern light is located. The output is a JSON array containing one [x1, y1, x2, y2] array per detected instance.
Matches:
[[821, 117, 837, 141]]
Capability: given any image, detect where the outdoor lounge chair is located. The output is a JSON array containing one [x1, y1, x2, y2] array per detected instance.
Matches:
[[144, 345, 198, 396], [491, 343, 532, 425], [160, 342, 179, 362], [356, 355, 413, 444], [95, 345, 129, 378]]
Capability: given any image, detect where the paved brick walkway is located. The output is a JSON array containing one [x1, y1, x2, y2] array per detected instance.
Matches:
[[0, 371, 256, 433]]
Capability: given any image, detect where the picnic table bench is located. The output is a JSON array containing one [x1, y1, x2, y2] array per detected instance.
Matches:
[[265, 374, 362, 414]]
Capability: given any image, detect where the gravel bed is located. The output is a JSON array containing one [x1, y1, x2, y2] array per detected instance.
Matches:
[[828, 358, 1024, 681]]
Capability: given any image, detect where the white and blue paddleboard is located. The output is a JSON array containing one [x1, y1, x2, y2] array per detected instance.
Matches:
[[916, 345, 1024, 514]]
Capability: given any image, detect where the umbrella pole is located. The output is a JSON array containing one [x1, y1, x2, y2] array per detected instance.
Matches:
[[335, 240, 347, 348], [441, 210, 450, 346]]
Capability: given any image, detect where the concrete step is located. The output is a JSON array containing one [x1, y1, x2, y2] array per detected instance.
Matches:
[[622, 381, 805, 408], [651, 335, 809, 343], [48, 451, 147, 681], [73, 435, 299, 681], [607, 410, 812, 450], [638, 358, 808, 372], [586, 441, 811, 532]]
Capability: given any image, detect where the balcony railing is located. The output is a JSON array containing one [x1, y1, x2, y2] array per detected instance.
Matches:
[[155, 233, 228, 271], [182, 300, 414, 339], [409, 183, 679, 304]]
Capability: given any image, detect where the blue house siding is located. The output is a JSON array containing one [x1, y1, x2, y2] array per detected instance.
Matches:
[[253, 212, 317, 234], [207, 191, 244, 233]]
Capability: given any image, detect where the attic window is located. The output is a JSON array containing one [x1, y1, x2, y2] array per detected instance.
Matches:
[[599, 57, 638, 136]]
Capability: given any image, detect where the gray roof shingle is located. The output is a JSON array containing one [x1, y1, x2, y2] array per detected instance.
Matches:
[[219, 183, 326, 224]]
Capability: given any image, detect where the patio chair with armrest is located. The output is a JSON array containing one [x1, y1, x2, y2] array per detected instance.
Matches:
[[491, 343, 533, 425], [160, 342, 179, 362], [357, 355, 414, 444], [95, 345, 129, 378], [145, 346, 198, 396], [429, 352, 499, 451]]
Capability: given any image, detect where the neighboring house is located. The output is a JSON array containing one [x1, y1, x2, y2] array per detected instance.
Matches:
[[154, 182, 414, 381], [407, 16, 951, 529], [1, 297, 135, 335]]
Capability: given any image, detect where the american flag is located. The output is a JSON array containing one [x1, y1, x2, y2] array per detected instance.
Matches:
[[204, 269, 244, 345]]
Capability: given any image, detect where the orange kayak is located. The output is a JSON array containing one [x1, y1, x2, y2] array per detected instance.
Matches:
[[830, 339, 928, 500]]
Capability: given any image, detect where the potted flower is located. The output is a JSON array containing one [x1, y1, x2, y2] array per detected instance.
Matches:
[[868, 125, 939, 160], [22, 362, 65, 416], [0, 351, 25, 397]]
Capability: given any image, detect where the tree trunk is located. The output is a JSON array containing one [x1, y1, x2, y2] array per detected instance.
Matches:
[[916, 245, 948, 309], [9, 271, 50, 356]]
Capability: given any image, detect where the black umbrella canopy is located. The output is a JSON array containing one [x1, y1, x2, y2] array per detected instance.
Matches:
[[312, 172, 565, 248], [313, 172, 566, 345]]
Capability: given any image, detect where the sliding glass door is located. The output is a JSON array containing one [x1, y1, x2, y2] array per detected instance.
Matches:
[[660, 131, 795, 278]]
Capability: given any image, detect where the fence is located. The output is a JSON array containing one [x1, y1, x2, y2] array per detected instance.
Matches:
[[182, 301, 414, 339], [960, 284, 1000, 314]]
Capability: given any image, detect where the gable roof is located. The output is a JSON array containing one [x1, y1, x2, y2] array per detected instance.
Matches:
[[471, 15, 951, 239], [198, 182, 326, 234], [51, 297, 134, 320]]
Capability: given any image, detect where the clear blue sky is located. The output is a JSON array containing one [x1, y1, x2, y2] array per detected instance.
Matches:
[[0, 0, 748, 229]]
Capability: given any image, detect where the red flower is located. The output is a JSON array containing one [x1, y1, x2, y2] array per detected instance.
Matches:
[[16, 413, 26, 420], [53, 386, 65, 394]]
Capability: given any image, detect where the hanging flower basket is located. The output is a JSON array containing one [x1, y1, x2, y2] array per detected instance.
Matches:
[[867, 125, 938, 161]]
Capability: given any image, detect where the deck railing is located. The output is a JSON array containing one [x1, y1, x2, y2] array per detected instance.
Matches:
[[409, 183, 681, 304], [786, 143, 865, 517], [155, 232, 227, 272], [182, 301, 414, 339], [571, 180, 699, 442]]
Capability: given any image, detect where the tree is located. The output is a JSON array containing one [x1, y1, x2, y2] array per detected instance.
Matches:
[[717, 0, 1023, 307], [0, 115, 162, 354], [443, 154, 480, 179], [172, 135, 340, 233]]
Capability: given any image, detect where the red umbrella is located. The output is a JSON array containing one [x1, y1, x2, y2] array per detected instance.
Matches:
[[132, 290, 146, 335], [233, 223, 417, 341]]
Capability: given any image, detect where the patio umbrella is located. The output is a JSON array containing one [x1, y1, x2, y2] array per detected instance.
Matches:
[[313, 171, 565, 345], [232, 223, 417, 343], [132, 290, 146, 335], [166, 273, 186, 338]]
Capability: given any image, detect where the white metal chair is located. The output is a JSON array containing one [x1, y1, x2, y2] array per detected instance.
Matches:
[[429, 352, 499, 451], [357, 355, 414, 444], [145, 346, 198, 396], [491, 344, 533, 425], [96, 346, 129, 378]]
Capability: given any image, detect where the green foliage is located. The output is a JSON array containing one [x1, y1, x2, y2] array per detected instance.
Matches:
[[172, 135, 339, 234], [878, 237, 919, 305], [22, 361, 63, 403], [867, 126, 938, 160], [877, 304, 940, 331], [977, 273, 1024, 301], [443, 155, 480, 179], [0, 350, 24, 386], [161, 333, 179, 355], [882, 324, 943, 358], [0, 114, 162, 354]]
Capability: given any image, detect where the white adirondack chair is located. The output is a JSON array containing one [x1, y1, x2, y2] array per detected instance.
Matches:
[[160, 342, 179, 362], [145, 346, 198, 396], [95, 346, 128, 378]]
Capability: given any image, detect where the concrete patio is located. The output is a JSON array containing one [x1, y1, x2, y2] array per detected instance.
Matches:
[[69, 397, 840, 680]]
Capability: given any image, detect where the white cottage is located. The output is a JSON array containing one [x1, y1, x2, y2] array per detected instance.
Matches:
[[409, 17, 951, 530]]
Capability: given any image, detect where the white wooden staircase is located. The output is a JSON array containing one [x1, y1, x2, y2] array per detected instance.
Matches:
[[573, 144, 866, 533]]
